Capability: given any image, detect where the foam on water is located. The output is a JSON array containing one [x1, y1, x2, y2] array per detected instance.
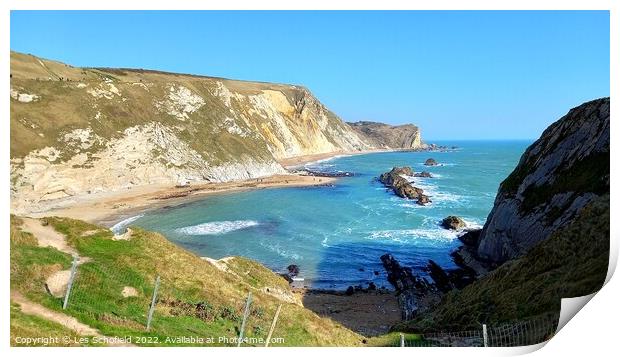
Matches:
[[368, 228, 459, 244], [111, 214, 144, 234], [175, 220, 260, 235]]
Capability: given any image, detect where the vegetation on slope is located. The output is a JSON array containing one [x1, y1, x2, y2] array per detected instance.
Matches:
[[10, 216, 363, 346], [396, 195, 609, 332]]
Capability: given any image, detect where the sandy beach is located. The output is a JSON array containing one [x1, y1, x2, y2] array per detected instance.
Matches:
[[24, 149, 396, 226], [28, 173, 337, 227]]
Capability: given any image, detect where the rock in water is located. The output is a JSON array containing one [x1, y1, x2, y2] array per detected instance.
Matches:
[[380, 254, 439, 320], [414, 171, 433, 178], [287, 264, 300, 276], [424, 158, 438, 166], [477, 98, 610, 263], [441, 216, 466, 230], [379, 167, 431, 205]]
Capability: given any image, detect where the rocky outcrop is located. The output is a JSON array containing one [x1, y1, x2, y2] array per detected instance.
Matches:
[[441, 216, 466, 230], [476, 98, 610, 263], [380, 254, 440, 320], [381, 254, 476, 319], [424, 158, 438, 166], [9, 51, 422, 214], [379, 167, 431, 205], [347, 121, 422, 149]]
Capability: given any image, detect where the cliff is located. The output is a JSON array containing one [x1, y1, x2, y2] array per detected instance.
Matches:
[[477, 98, 609, 263], [9, 51, 422, 214], [396, 97, 610, 331], [347, 121, 422, 149]]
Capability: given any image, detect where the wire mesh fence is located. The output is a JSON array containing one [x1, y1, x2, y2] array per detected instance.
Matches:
[[60, 259, 283, 346], [60, 257, 558, 347], [395, 313, 558, 347]]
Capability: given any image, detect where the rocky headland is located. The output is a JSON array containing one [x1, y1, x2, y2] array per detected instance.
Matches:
[[10, 51, 425, 217], [380, 97, 610, 329]]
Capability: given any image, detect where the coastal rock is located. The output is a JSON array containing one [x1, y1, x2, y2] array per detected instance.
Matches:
[[425, 260, 453, 293], [457, 229, 481, 247], [287, 264, 300, 276], [424, 158, 438, 166], [379, 167, 414, 185], [379, 167, 430, 205], [476, 98, 610, 263], [441, 216, 466, 230], [413, 171, 432, 178], [416, 195, 431, 205], [380, 254, 440, 320]]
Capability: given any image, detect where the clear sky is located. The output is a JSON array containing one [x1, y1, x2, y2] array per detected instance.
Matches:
[[10, 10, 609, 140]]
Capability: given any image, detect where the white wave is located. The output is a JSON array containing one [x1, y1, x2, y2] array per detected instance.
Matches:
[[461, 219, 483, 230], [401, 176, 463, 203], [261, 242, 301, 260], [305, 154, 351, 166], [368, 228, 459, 243], [176, 220, 260, 235], [110, 214, 144, 234]]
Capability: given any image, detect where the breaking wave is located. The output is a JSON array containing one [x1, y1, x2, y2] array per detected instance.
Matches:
[[110, 214, 144, 235], [176, 220, 260, 235]]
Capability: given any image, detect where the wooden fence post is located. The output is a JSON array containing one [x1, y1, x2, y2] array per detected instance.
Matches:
[[483, 324, 488, 347]]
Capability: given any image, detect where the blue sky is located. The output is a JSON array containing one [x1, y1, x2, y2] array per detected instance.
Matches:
[[10, 11, 609, 140]]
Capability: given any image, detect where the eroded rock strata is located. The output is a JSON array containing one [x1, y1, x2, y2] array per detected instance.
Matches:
[[10, 51, 425, 214]]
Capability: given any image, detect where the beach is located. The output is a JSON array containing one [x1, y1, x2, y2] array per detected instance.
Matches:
[[27, 173, 337, 227]]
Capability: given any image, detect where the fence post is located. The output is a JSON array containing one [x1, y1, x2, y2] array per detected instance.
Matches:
[[264, 304, 282, 347], [237, 292, 253, 347], [400, 333, 405, 347], [146, 276, 161, 331], [482, 324, 488, 347], [62, 255, 79, 310]]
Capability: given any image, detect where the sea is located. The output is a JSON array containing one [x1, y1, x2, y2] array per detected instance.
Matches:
[[116, 140, 531, 290]]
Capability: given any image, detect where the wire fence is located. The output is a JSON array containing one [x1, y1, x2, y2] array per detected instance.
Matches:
[[58, 256, 559, 347], [58, 256, 284, 346], [395, 313, 558, 347]]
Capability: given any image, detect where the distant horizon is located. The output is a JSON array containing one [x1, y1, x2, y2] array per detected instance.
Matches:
[[10, 11, 609, 140]]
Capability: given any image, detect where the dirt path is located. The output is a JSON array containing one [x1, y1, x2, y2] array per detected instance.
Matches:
[[20, 217, 78, 256], [11, 292, 133, 346]]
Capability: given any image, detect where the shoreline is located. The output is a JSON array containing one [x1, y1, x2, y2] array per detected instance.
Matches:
[[23, 173, 338, 227], [20, 148, 398, 227]]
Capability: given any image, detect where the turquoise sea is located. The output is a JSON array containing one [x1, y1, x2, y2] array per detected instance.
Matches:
[[120, 140, 530, 290]]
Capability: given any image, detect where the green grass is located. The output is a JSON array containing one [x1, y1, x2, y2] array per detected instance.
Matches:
[[10, 216, 363, 346], [10, 303, 103, 347], [366, 332, 424, 347]]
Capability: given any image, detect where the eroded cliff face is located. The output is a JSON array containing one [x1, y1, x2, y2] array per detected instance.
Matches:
[[476, 97, 610, 263], [347, 121, 422, 149], [10, 51, 401, 214]]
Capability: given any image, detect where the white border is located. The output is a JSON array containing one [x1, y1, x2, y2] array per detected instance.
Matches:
[[2, 2, 617, 357]]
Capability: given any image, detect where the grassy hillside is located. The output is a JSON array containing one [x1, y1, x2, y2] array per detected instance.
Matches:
[[10, 216, 363, 346], [397, 194, 609, 332]]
